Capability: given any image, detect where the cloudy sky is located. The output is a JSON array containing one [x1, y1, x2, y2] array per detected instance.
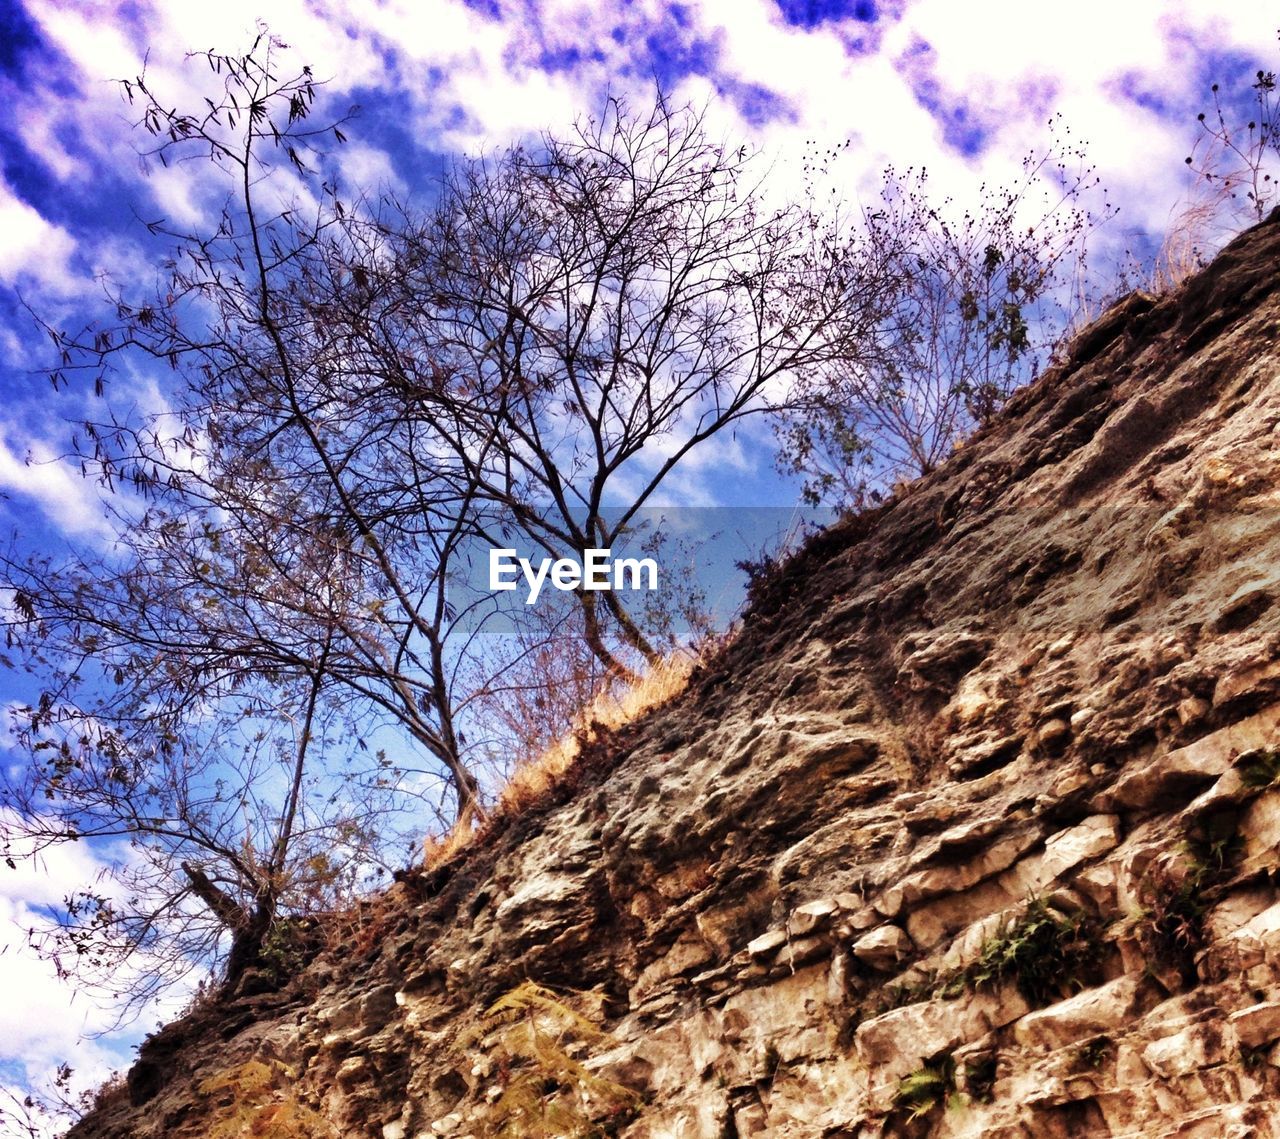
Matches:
[[0, 0, 1277, 1126]]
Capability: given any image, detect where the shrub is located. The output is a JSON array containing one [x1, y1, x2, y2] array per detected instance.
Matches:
[[469, 981, 640, 1138], [778, 128, 1113, 508], [961, 1054, 998, 1103], [1186, 57, 1280, 225], [258, 917, 322, 983], [1238, 746, 1280, 790], [197, 1059, 336, 1139], [1073, 1036, 1112, 1071], [1137, 819, 1240, 983], [964, 898, 1105, 1008], [893, 1054, 956, 1120]]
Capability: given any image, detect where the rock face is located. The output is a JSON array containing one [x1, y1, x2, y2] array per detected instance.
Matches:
[[69, 215, 1280, 1138]]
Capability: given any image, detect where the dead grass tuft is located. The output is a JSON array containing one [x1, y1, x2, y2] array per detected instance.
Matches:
[[423, 650, 699, 870], [1151, 196, 1221, 293], [1149, 152, 1261, 294], [421, 821, 477, 872], [91, 1071, 130, 1114]]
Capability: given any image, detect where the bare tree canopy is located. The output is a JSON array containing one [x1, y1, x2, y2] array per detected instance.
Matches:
[[365, 95, 887, 672], [776, 141, 1112, 508], [3, 36, 478, 1007]]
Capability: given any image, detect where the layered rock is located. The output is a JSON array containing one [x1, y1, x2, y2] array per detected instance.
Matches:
[[70, 213, 1280, 1138]]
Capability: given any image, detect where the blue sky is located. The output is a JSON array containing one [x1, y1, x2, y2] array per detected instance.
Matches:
[[0, 0, 1277, 1125]]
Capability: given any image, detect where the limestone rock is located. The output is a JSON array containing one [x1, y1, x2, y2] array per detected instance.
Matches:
[[1014, 975, 1155, 1051], [850, 924, 913, 970], [1229, 1002, 1280, 1050]]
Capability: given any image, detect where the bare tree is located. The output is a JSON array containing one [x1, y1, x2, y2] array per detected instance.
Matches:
[[2, 32, 493, 1005], [777, 138, 1111, 507], [385, 96, 886, 674], [36, 35, 494, 805]]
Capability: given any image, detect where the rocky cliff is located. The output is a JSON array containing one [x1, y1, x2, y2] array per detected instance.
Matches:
[[68, 213, 1280, 1139]]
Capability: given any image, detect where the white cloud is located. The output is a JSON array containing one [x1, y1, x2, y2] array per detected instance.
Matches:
[[0, 832, 120, 911], [336, 140, 407, 198], [0, 180, 78, 295], [0, 812, 207, 1130], [0, 828, 139, 1132], [141, 162, 213, 229], [10, 97, 93, 185], [0, 433, 115, 547], [872, 0, 1280, 231]]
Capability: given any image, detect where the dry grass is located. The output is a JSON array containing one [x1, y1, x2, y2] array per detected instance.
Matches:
[[91, 1071, 130, 1113], [423, 650, 699, 869], [1148, 147, 1266, 294], [1150, 196, 1221, 293], [421, 814, 480, 871]]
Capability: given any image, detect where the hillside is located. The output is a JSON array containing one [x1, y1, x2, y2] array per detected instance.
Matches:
[[68, 211, 1280, 1138]]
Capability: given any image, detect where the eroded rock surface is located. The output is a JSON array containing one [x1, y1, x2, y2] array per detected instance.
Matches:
[[69, 215, 1280, 1138]]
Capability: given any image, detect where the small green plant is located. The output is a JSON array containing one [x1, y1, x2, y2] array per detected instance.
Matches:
[[198, 1059, 336, 1138], [1186, 817, 1244, 877], [1138, 817, 1241, 983], [963, 898, 1105, 1008], [961, 1054, 997, 1104], [258, 917, 317, 981], [761, 1042, 782, 1081], [893, 1054, 956, 1120], [1142, 874, 1206, 967], [1238, 746, 1280, 790], [1073, 1036, 1112, 1070], [1240, 1043, 1269, 1072], [471, 981, 640, 1138], [871, 974, 939, 1015]]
